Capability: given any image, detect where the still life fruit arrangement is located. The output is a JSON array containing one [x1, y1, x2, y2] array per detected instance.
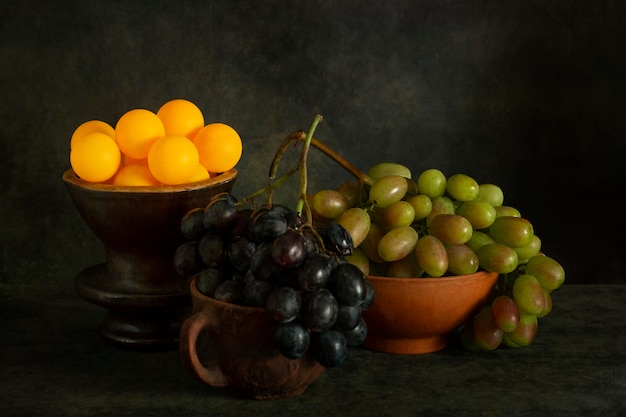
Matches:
[[68, 102, 565, 371]]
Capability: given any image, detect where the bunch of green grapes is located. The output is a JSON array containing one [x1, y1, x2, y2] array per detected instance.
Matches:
[[309, 162, 565, 351]]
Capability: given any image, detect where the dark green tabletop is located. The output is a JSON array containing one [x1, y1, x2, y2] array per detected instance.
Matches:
[[1, 285, 624, 417]]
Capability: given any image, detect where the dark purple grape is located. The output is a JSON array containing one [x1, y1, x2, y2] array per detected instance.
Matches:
[[211, 192, 238, 205], [213, 279, 243, 304], [327, 263, 367, 306], [323, 223, 354, 256], [274, 321, 310, 359], [265, 204, 300, 229], [198, 232, 225, 267], [242, 279, 274, 307], [249, 242, 281, 280], [265, 286, 302, 323], [228, 207, 254, 239], [203, 196, 240, 233], [196, 267, 226, 297], [263, 203, 292, 217], [303, 231, 320, 254], [227, 235, 257, 271], [271, 230, 308, 269], [361, 279, 375, 310], [342, 317, 368, 346], [300, 289, 338, 331], [173, 241, 203, 277], [297, 252, 332, 292], [334, 304, 362, 331], [311, 330, 347, 368], [180, 207, 206, 240], [248, 209, 288, 242]]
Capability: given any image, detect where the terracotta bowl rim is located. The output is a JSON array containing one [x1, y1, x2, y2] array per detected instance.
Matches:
[[366, 270, 497, 284], [62, 168, 237, 194]]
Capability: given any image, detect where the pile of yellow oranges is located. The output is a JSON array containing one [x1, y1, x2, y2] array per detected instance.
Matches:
[[69, 99, 242, 186]]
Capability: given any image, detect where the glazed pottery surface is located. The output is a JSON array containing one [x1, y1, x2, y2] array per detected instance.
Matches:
[[362, 271, 498, 354], [63, 169, 237, 349], [180, 278, 325, 400]]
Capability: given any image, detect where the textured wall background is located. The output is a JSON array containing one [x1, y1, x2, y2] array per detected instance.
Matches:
[[1, 0, 625, 297]]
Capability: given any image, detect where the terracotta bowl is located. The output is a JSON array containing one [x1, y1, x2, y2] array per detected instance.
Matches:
[[62, 168, 237, 349], [361, 271, 498, 354], [180, 278, 325, 400]]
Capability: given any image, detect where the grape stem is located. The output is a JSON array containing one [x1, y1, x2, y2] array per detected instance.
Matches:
[[242, 115, 376, 217], [295, 114, 323, 218]]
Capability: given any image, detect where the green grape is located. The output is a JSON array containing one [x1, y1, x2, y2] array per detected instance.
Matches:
[[489, 216, 534, 248], [336, 180, 362, 208], [345, 247, 369, 276], [445, 243, 479, 275], [335, 207, 371, 247], [456, 200, 497, 230], [477, 243, 518, 274], [512, 274, 546, 315], [416, 168, 447, 199], [377, 225, 419, 262], [376, 200, 415, 230], [387, 252, 424, 278], [405, 178, 419, 196], [425, 195, 455, 225], [525, 255, 565, 291], [414, 235, 448, 277], [474, 183, 504, 207], [465, 230, 495, 253], [446, 173, 479, 202], [537, 288, 553, 318], [513, 235, 542, 263], [494, 205, 521, 218], [502, 314, 538, 347], [367, 162, 412, 180], [405, 194, 432, 222], [491, 295, 520, 332], [428, 213, 473, 244], [359, 222, 386, 263], [312, 189, 350, 220], [471, 305, 503, 350], [368, 175, 409, 208]]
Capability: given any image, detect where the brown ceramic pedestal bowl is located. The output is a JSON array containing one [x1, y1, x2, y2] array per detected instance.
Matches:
[[362, 271, 498, 354], [180, 278, 325, 400], [62, 168, 237, 350]]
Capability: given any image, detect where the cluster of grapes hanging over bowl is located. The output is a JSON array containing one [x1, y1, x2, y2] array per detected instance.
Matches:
[[173, 116, 373, 368], [306, 141, 565, 351]]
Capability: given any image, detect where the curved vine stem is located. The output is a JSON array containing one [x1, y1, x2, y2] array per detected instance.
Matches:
[[309, 138, 375, 187], [295, 114, 323, 218], [242, 115, 376, 216]]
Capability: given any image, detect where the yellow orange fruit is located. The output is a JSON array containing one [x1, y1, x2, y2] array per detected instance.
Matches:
[[187, 164, 211, 183], [112, 164, 160, 186], [156, 98, 205, 139], [115, 108, 165, 159], [148, 135, 199, 185], [70, 132, 121, 182], [70, 120, 115, 149], [193, 122, 242, 173]]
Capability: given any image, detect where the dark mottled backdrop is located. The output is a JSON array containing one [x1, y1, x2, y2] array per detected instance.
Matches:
[[1, 0, 625, 297]]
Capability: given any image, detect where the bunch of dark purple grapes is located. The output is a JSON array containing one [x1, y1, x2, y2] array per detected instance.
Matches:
[[174, 192, 374, 368]]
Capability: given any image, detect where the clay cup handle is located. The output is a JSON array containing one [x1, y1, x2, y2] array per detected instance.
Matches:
[[179, 309, 228, 387]]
